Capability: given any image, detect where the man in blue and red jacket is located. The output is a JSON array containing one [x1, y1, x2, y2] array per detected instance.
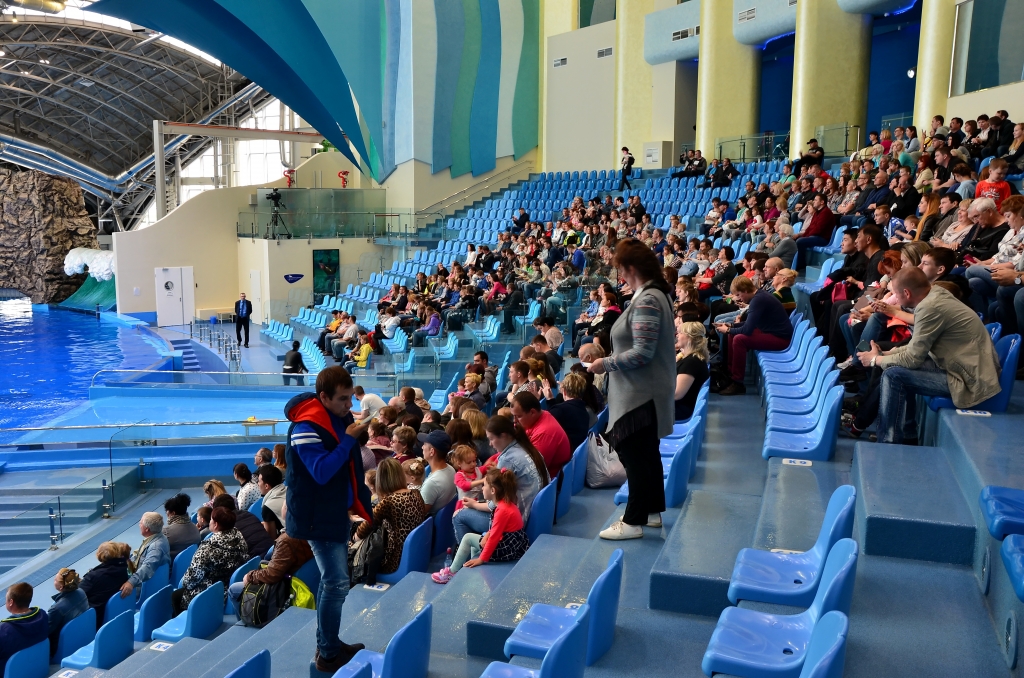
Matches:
[[284, 367, 372, 673], [0, 582, 48, 675]]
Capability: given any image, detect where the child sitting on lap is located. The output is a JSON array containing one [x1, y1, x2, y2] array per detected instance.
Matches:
[[402, 458, 425, 491], [432, 468, 529, 584], [451, 444, 485, 514]]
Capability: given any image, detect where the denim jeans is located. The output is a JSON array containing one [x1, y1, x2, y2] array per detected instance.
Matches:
[[679, 261, 699, 277], [452, 507, 491, 545], [876, 360, 952, 443], [840, 313, 887, 366], [228, 582, 245, 618], [794, 236, 828, 269], [451, 533, 483, 573], [714, 310, 743, 325], [995, 284, 1024, 334], [308, 539, 351, 661], [966, 265, 998, 315]]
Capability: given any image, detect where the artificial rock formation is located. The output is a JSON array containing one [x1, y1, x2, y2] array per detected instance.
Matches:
[[0, 168, 97, 303]]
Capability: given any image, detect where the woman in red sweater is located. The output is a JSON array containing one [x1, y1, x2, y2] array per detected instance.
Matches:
[[432, 468, 530, 583]]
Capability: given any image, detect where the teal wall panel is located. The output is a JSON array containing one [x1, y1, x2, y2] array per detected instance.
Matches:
[[450, 0, 482, 178], [432, 0, 465, 173], [470, 0, 502, 176], [512, 0, 539, 159]]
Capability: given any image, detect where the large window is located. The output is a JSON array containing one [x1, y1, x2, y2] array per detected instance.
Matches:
[[950, 0, 1024, 96], [579, 0, 615, 28]]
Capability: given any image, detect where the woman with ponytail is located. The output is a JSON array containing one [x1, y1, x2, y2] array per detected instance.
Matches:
[[432, 467, 530, 583], [450, 414, 548, 546], [47, 567, 89, 655]]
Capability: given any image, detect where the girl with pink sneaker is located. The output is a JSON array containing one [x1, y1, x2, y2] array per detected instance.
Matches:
[[432, 468, 529, 583]]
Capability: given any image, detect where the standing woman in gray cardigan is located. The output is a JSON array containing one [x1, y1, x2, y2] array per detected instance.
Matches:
[[589, 239, 677, 540]]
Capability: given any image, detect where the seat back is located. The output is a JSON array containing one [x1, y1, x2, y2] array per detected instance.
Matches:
[[381, 603, 432, 678], [571, 439, 588, 495], [540, 604, 589, 678], [664, 433, 692, 508], [526, 481, 558, 543], [227, 557, 263, 612], [432, 497, 458, 557], [54, 607, 96, 664], [136, 585, 173, 642], [808, 539, 859, 624], [4, 638, 48, 678], [173, 544, 198, 586], [798, 611, 849, 678], [104, 588, 134, 625], [225, 649, 272, 678], [585, 550, 623, 665], [185, 581, 225, 639], [379, 519, 432, 584], [293, 557, 322, 595], [250, 498, 264, 517], [980, 334, 1021, 412], [138, 562, 170, 609], [812, 486, 857, 561], [94, 610, 134, 669], [556, 458, 573, 519]]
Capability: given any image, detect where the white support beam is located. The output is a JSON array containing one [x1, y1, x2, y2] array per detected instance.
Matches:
[[157, 121, 325, 144], [153, 119, 166, 221]]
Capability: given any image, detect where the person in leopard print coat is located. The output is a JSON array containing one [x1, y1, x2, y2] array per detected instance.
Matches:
[[172, 506, 250, 614]]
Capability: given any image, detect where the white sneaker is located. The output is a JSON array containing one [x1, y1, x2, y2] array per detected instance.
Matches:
[[837, 358, 853, 370], [599, 520, 644, 540], [647, 513, 663, 528]]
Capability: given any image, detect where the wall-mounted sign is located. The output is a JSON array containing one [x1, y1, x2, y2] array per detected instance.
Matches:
[[284, 274, 304, 284]]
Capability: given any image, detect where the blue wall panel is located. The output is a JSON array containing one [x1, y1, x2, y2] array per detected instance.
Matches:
[[432, 0, 466, 173], [759, 35, 794, 135], [470, 0, 502, 176], [866, 22, 920, 134]]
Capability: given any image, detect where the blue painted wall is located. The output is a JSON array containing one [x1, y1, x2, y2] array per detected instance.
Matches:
[[759, 34, 794, 135], [865, 10, 921, 134]]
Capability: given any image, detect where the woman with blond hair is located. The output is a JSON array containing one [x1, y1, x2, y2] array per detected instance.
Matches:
[[202, 479, 226, 508], [461, 409, 492, 462], [354, 457, 426, 583], [47, 568, 89, 653], [674, 322, 710, 421], [79, 542, 131, 627], [772, 268, 798, 314]]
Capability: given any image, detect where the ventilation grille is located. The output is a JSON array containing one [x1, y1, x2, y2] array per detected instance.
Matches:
[[597, 47, 613, 58], [788, 0, 797, 5], [553, 57, 567, 68], [738, 8, 757, 22], [671, 26, 699, 41]]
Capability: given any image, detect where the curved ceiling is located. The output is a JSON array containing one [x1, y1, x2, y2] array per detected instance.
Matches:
[[0, 16, 242, 176]]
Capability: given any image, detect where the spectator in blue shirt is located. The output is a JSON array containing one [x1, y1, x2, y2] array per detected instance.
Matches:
[[0, 583, 48, 675]]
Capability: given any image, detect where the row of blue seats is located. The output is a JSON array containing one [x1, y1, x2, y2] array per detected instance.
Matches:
[[642, 172, 783, 192], [702, 485, 859, 677], [260, 320, 293, 344], [313, 295, 356, 315], [299, 336, 327, 373], [531, 168, 641, 184]]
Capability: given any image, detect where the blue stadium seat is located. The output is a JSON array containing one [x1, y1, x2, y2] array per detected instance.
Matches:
[[224, 649, 271, 678], [4, 638, 48, 678], [226, 556, 262, 613], [762, 386, 843, 461], [702, 539, 859, 678], [377, 519, 432, 585], [138, 562, 169, 609], [54, 606, 96, 664], [432, 497, 458, 558], [333, 604, 432, 678], [1002, 534, 1024, 602], [104, 588, 134, 625], [135, 584, 173, 642], [151, 581, 225, 642], [526, 481, 557, 544], [980, 485, 1024, 540], [481, 605, 589, 678], [60, 610, 134, 670], [927, 334, 1020, 413], [505, 550, 622, 666], [729, 486, 856, 607]]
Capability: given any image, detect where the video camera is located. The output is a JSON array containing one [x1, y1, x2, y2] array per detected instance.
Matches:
[[266, 188, 284, 209]]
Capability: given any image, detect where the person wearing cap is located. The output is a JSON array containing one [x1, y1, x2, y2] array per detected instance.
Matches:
[[793, 138, 824, 176], [417, 430, 457, 515]]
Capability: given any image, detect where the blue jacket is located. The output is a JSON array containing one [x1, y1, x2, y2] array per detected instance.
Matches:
[[128, 533, 170, 587], [284, 393, 372, 542], [858, 186, 892, 215], [0, 607, 48, 674], [47, 589, 89, 650]]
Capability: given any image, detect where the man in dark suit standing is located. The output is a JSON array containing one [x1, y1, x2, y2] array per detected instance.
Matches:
[[235, 292, 253, 347]]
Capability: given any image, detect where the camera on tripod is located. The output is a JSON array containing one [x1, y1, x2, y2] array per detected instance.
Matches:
[[264, 188, 292, 239], [266, 187, 284, 209]]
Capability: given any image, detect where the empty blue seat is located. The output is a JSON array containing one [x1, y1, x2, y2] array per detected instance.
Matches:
[[505, 550, 622, 666], [61, 610, 134, 670], [135, 584, 173, 642], [334, 604, 432, 678], [1002, 534, 1024, 602], [526, 481, 558, 544], [4, 638, 48, 678], [53, 606, 96, 664], [225, 649, 271, 678], [701, 539, 859, 678], [729, 486, 856, 607], [377, 519, 432, 584], [980, 486, 1024, 540], [151, 581, 225, 642], [480, 605, 589, 678], [797, 611, 849, 678], [762, 386, 843, 461]]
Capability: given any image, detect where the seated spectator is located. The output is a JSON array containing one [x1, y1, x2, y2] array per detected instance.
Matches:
[[389, 425, 418, 464], [772, 268, 798, 313], [255, 465, 287, 537], [530, 334, 563, 374], [793, 194, 837, 267], [196, 506, 212, 539], [353, 458, 426, 584], [46, 568, 88, 656], [163, 493, 201, 560], [234, 463, 261, 512], [965, 195, 1024, 314], [853, 267, 1002, 443], [460, 409, 493, 462], [212, 494, 275, 559], [539, 372, 591, 454], [463, 373, 490, 410], [417, 430, 457, 515], [227, 502, 313, 618], [695, 246, 737, 301], [120, 512, 170, 601], [0, 583, 48, 675], [674, 322, 711, 421], [272, 444, 287, 472], [976, 158, 1012, 211], [412, 306, 441, 346], [962, 197, 1012, 262], [203, 479, 227, 507], [79, 542, 130, 627], [532, 316, 564, 352], [173, 506, 250, 614], [341, 332, 372, 370], [355, 386, 387, 422], [714, 277, 793, 396], [510, 392, 571, 479]]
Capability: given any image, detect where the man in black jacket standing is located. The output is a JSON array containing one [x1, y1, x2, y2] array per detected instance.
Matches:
[[619, 147, 635, 191], [235, 293, 253, 348]]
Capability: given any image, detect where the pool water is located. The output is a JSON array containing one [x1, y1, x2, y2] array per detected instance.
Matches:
[[0, 300, 162, 431]]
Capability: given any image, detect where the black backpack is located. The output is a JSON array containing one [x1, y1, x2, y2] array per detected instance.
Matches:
[[238, 575, 293, 628]]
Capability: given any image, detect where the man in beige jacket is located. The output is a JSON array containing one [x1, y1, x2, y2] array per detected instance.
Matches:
[[857, 267, 1002, 443]]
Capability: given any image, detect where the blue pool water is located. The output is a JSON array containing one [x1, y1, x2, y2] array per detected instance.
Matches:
[[0, 300, 163, 431]]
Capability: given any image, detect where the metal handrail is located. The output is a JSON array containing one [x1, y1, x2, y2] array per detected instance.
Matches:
[[90, 369, 299, 387], [417, 158, 535, 218], [0, 419, 288, 433]]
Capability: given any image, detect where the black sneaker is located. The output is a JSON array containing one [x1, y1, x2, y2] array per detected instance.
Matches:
[[719, 381, 747, 396], [839, 365, 868, 383]]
